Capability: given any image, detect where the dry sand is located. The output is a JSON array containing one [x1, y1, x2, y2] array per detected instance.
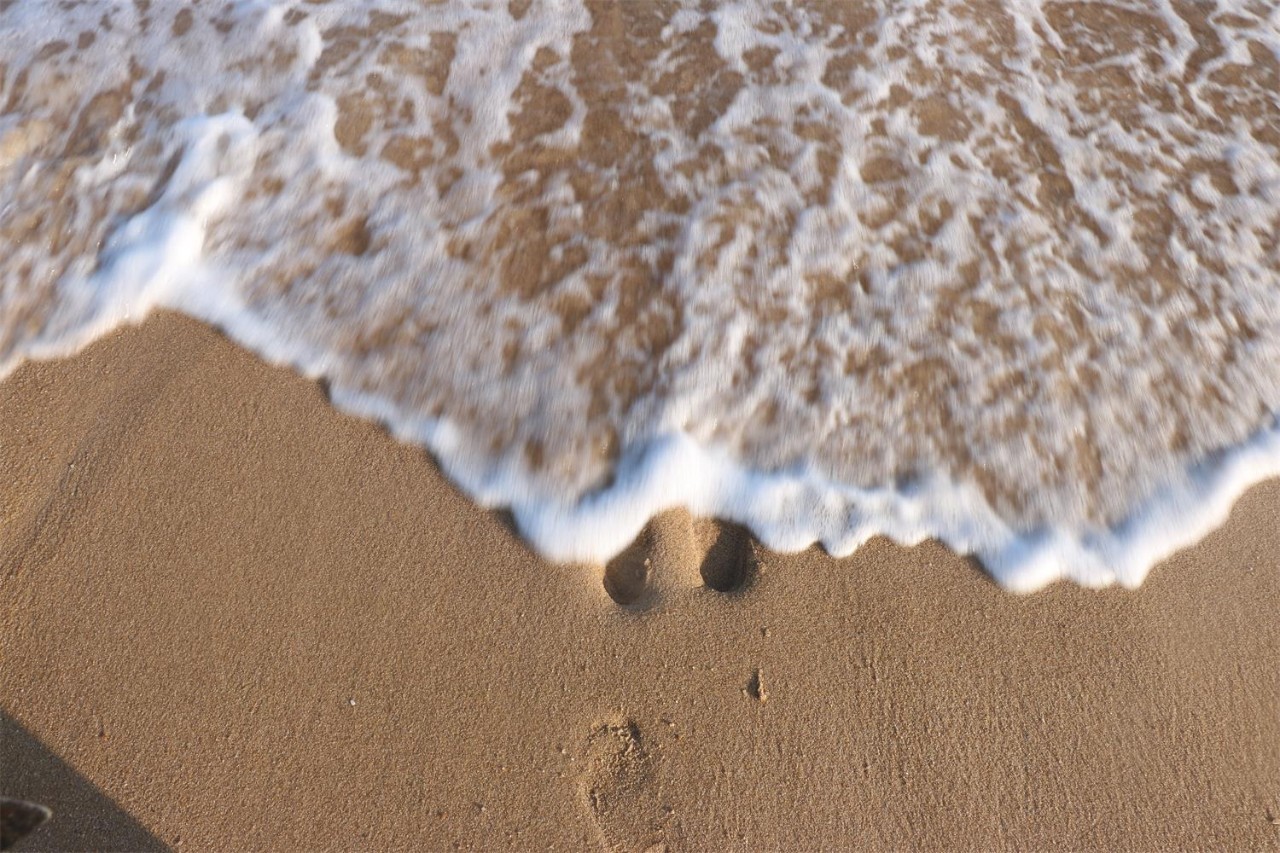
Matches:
[[1, 312, 1278, 850]]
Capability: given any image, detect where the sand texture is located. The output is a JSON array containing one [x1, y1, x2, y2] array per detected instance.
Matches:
[[2, 313, 1279, 850]]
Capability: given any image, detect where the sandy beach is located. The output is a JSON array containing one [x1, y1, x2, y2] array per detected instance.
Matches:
[[1, 312, 1277, 850], [4, 1, 1280, 849]]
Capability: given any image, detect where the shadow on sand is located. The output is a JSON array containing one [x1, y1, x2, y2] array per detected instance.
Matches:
[[0, 711, 166, 851]]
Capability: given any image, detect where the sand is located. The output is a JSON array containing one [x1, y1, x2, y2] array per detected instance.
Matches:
[[1, 312, 1278, 851]]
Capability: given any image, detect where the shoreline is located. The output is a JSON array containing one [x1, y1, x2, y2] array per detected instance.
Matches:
[[9, 303, 1280, 593], [2, 312, 1278, 849]]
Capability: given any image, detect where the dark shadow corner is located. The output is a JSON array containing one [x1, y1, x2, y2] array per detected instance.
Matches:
[[0, 710, 168, 852]]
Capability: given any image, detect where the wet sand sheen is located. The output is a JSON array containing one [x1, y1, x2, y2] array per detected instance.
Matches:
[[1, 312, 1278, 850]]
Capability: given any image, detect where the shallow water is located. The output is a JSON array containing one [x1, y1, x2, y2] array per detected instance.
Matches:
[[2, 0, 1279, 588]]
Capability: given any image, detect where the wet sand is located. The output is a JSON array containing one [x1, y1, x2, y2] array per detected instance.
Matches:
[[2, 312, 1278, 850]]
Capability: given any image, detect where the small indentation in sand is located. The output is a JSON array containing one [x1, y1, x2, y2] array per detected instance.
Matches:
[[579, 716, 671, 851], [604, 530, 654, 608], [698, 522, 757, 593], [745, 668, 769, 703]]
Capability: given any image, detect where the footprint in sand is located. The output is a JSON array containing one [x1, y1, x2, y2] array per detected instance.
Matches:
[[603, 529, 655, 608], [695, 521, 758, 594], [602, 515, 761, 608], [578, 717, 673, 851]]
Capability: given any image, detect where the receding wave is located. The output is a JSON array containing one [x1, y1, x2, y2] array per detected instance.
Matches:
[[2, 0, 1278, 589]]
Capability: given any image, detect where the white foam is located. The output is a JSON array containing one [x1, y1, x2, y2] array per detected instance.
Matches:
[[22, 114, 259, 363], [3, 0, 1280, 591]]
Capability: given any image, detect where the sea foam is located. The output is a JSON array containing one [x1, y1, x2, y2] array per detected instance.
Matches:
[[2, 0, 1279, 590]]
